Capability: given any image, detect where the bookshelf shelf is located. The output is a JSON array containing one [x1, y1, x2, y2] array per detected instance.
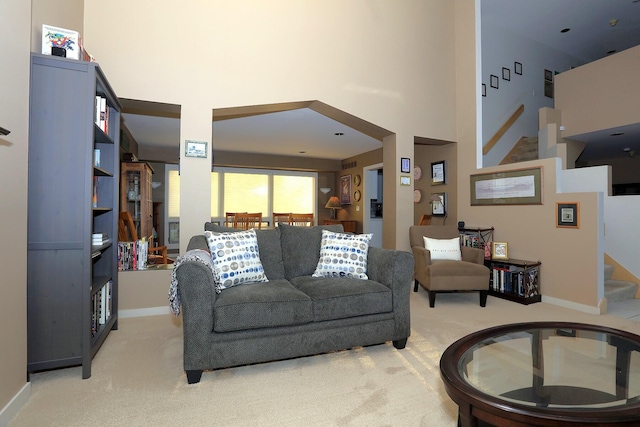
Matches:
[[27, 53, 120, 379]]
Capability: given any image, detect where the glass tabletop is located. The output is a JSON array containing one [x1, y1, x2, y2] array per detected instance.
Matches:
[[458, 325, 640, 409]]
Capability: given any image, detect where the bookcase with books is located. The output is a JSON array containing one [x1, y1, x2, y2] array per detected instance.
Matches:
[[488, 258, 541, 305], [27, 53, 120, 379], [459, 227, 494, 259]]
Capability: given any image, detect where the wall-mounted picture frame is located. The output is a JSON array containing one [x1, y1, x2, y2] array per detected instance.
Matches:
[[431, 160, 446, 185], [492, 242, 509, 260], [544, 69, 553, 82], [340, 174, 352, 205], [470, 167, 543, 205], [430, 192, 446, 216], [400, 176, 411, 186], [502, 67, 510, 81], [556, 202, 580, 228], [490, 74, 499, 89], [185, 140, 208, 158], [514, 61, 522, 75], [544, 81, 554, 98], [482, 83, 486, 97], [401, 157, 411, 173]]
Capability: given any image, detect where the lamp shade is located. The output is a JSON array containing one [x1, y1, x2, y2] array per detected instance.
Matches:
[[325, 196, 342, 209]]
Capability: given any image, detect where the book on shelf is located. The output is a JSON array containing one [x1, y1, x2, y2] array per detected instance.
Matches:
[[118, 240, 149, 270], [42, 24, 81, 60], [92, 233, 111, 246], [92, 177, 98, 208], [94, 148, 101, 168], [94, 96, 109, 134]]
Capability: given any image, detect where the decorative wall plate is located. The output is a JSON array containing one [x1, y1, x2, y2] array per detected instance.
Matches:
[[353, 174, 361, 187], [413, 189, 422, 204], [414, 166, 423, 181], [354, 190, 361, 202]]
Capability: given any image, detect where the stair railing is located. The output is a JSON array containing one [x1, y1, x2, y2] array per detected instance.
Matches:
[[483, 104, 524, 155]]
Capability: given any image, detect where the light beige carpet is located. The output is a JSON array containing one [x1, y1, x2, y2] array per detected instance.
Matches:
[[9, 291, 640, 427]]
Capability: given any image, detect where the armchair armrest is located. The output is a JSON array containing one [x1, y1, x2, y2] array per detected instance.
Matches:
[[411, 246, 432, 281], [461, 246, 485, 265]]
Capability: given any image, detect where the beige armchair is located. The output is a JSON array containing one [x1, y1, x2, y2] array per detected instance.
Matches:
[[409, 225, 490, 307]]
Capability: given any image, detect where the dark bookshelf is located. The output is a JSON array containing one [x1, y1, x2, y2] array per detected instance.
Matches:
[[487, 258, 541, 305]]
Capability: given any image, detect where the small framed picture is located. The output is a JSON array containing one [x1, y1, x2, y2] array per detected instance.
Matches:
[[502, 67, 510, 81], [431, 192, 446, 216], [185, 140, 208, 158], [544, 69, 553, 82], [400, 176, 411, 186], [514, 61, 522, 75], [490, 74, 499, 89], [492, 242, 509, 260], [482, 83, 486, 97], [556, 202, 580, 228], [431, 160, 445, 185], [401, 157, 411, 173], [340, 175, 352, 204]]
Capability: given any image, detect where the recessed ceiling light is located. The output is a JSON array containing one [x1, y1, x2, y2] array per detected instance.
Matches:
[[334, 132, 344, 136], [560, 28, 570, 33], [607, 49, 617, 55], [298, 150, 306, 154], [623, 147, 631, 152], [611, 132, 625, 137]]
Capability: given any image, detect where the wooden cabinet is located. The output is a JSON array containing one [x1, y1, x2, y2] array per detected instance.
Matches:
[[322, 219, 357, 233], [120, 162, 154, 242], [27, 53, 120, 379], [488, 258, 541, 305]]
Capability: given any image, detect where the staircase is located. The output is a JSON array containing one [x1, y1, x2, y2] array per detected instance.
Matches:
[[605, 264, 638, 303], [500, 136, 538, 165]]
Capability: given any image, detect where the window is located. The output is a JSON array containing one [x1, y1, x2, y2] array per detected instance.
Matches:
[[165, 166, 316, 244]]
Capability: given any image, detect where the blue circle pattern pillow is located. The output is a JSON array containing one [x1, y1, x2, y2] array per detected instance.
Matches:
[[312, 229, 373, 280], [204, 229, 268, 291]]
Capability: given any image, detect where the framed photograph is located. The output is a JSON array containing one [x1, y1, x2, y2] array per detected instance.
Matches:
[[544, 81, 554, 98], [400, 176, 411, 186], [482, 83, 486, 97], [556, 202, 580, 228], [544, 69, 553, 82], [514, 61, 522, 75], [431, 160, 446, 185], [470, 167, 543, 206], [431, 192, 446, 216], [490, 74, 499, 89], [340, 174, 352, 204], [185, 140, 208, 158], [401, 157, 411, 173], [492, 242, 509, 260], [502, 67, 510, 81]]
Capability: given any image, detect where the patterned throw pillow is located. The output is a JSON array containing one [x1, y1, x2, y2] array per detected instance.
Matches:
[[204, 229, 268, 291], [423, 236, 462, 261], [312, 230, 373, 280]]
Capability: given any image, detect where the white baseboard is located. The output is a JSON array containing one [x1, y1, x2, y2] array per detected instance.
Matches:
[[0, 382, 30, 427], [118, 306, 171, 319], [542, 295, 602, 315]]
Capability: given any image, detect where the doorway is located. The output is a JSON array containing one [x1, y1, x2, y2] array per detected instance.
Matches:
[[363, 163, 383, 248]]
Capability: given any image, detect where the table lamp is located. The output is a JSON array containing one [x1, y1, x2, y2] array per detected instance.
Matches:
[[325, 196, 342, 219]]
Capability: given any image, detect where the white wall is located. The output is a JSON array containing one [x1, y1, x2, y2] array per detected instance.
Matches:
[[480, 7, 584, 166]]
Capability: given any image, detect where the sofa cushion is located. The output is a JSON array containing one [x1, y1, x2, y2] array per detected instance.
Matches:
[[204, 229, 268, 290], [290, 276, 392, 322], [279, 223, 344, 280], [213, 279, 313, 332], [312, 229, 372, 280], [423, 236, 462, 261], [204, 222, 285, 280]]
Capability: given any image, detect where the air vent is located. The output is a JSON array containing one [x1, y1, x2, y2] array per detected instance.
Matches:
[[342, 161, 357, 170]]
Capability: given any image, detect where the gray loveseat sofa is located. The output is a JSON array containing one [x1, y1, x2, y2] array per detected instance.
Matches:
[[175, 222, 414, 384]]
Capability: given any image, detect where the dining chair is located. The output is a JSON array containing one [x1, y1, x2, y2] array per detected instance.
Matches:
[[272, 212, 292, 227], [290, 213, 314, 227], [225, 212, 247, 227], [234, 212, 263, 230], [419, 214, 432, 225]]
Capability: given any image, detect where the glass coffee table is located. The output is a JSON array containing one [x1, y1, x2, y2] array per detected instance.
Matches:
[[440, 322, 640, 426]]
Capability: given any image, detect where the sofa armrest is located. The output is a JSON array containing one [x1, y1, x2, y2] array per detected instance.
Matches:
[[187, 234, 209, 252], [367, 247, 414, 340], [461, 246, 485, 265]]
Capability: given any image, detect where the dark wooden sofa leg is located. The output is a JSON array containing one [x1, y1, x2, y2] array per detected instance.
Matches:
[[413, 280, 419, 292], [427, 290, 436, 307], [186, 370, 203, 384], [479, 290, 488, 307], [393, 338, 407, 349]]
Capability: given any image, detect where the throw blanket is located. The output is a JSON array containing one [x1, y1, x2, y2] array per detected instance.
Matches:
[[168, 249, 216, 316]]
